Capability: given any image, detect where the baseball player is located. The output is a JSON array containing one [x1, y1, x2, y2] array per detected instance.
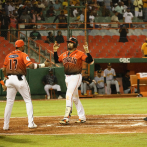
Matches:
[[104, 63, 120, 94], [42, 68, 63, 99], [2, 40, 50, 130], [94, 70, 105, 94], [53, 37, 93, 124], [81, 73, 98, 95]]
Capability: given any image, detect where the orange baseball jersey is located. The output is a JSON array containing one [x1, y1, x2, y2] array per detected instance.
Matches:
[[58, 50, 87, 75], [3, 50, 32, 75]]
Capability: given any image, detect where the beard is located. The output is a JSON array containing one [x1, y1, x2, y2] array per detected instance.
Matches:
[[68, 45, 74, 50]]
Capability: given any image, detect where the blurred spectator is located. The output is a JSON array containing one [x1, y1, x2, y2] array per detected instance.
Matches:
[[104, 0, 111, 10], [114, 2, 123, 20], [94, 70, 105, 94], [20, 11, 32, 28], [37, 11, 45, 21], [42, 0, 48, 7], [119, 25, 128, 42], [53, 11, 67, 28], [63, 5, 68, 16], [111, 12, 119, 28], [141, 38, 147, 57], [0, 11, 10, 39], [4, 2, 9, 15], [10, 15, 17, 41], [32, 11, 37, 23], [13, 10, 19, 17], [122, 70, 137, 93], [133, 0, 143, 18], [81, 74, 98, 95], [8, 2, 15, 15], [102, 5, 110, 16], [73, 6, 78, 17], [45, 32, 55, 43], [89, 11, 95, 28], [62, 0, 68, 7], [46, 6, 55, 17], [143, 0, 147, 21], [53, 0, 61, 13], [30, 27, 41, 40], [55, 31, 64, 43], [121, 2, 127, 13], [123, 8, 133, 28], [72, 0, 80, 6], [76, 10, 84, 28], [97, 0, 104, 6], [37, 1, 45, 11]]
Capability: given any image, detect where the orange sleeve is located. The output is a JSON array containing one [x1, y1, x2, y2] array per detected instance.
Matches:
[[22, 53, 33, 67], [3, 55, 9, 68], [81, 52, 87, 61], [58, 54, 63, 62]]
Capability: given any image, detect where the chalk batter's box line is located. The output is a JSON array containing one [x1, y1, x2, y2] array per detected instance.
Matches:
[[0, 114, 147, 119]]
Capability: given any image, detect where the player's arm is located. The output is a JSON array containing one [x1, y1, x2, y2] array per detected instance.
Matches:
[[28, 59, 50, 69], [53, 41, 61, 63], [83, 42, 93, 64]]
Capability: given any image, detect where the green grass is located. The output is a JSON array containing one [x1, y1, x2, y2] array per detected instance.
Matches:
[[1, 134, 147, 147], [0, 98, 147, 118]]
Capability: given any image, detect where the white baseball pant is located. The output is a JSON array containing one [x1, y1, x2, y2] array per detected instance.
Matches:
[[44, 84, 61, 96], [4, 75, 34, 129], [106, 80, 120, 94], [65, 74, 86, 121]]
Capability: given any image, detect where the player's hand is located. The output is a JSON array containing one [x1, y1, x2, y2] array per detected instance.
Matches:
[[2, 85, 7, 91], [105, 83, 107, 86], [53, 41, 60, 52], [83, 42, 89, 53], [44, 59, 51, 67]]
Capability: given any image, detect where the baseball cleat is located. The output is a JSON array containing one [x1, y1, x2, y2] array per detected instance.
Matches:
[[28, 123, 37, 129], [144, 117, 147, 121], [58, 95, 63, 99], [75, 119, 86, 123], [84, 93, 87, 96], [94, 92, 98, 95], [47, 96, 50, 99], [3, 126, 9, 130], [59, 119, 69, 125]]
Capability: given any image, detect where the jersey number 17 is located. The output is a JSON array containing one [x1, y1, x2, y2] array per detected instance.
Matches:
[[9, 59, 18, 70]]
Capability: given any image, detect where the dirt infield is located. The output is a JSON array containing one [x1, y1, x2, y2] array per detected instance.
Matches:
[[1, 115, 147, 135]]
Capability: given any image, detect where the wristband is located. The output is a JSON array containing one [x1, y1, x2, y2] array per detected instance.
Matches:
[[34, 63, 38, 69], [39, 63, 45, 68]]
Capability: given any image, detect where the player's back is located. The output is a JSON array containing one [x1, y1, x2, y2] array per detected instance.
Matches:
[[3, 50, 32, 75]]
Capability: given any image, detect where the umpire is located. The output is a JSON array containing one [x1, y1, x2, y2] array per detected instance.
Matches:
[[42, 69, 63, 99]]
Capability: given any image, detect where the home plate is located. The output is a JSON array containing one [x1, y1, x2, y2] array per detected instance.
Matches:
[[131, 123, 146, 126]]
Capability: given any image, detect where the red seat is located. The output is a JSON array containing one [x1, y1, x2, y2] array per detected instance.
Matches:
[[41, 36, 47, 41], [0, 37, 5, 42]]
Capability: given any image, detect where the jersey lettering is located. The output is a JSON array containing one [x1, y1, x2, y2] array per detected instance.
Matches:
[[63, 57, 77, 64]]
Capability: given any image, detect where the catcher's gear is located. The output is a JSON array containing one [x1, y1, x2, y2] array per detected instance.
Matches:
[[67, 37, 78, 48]]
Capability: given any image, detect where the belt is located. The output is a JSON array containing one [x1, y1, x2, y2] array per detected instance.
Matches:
[[98, 87, 104, 89], [7, 74, 24, 80]]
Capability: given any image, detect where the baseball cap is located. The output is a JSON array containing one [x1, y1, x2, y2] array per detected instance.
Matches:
[[108, 63, 111, 66], [15, 40, 24, 47], [67, 37, 77, 44], [115, 3, 118, 6], [97, 70, 102, 73]]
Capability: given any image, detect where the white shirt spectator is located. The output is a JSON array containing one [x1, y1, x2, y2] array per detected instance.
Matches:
[[121, 4, 127, 13], [89, 15, 95, 27], [38, 3, 45, 9], [123, 11, 133, 23], [8, 4, 15, 15], [73, 9, 78, 17], [79, 14, 84, 22]]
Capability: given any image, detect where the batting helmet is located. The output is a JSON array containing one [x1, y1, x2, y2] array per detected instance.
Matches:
[[67, 37, 78, 48]]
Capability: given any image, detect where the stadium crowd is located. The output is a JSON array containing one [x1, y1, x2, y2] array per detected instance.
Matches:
[[0, 0, 147, 30]]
